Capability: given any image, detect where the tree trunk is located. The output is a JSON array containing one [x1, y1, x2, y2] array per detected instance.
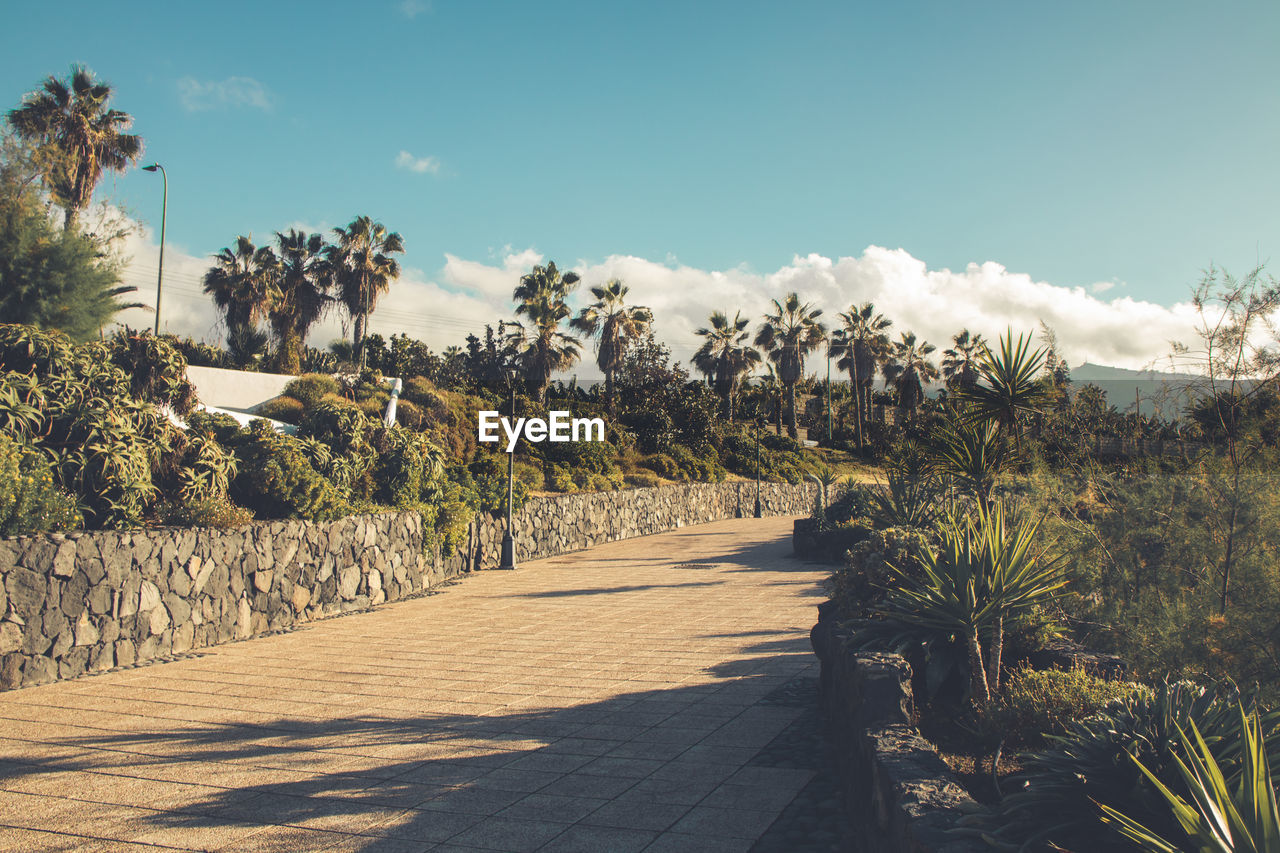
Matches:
[[787, 382, 798, 439], [987, 616, 1004, 695], [605, 370, 616, 416], [968, 630, 991, 704], [352, 313, 367, 366]]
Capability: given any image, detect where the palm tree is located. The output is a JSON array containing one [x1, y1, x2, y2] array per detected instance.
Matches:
[[508, 262, 581, 403], [692, 311, 761, 422], [882, 332, 939, 419], [328, 215, 403, 366], [831, 303, 892, 449], [755, 293, 826, 438], [569, 279, 652, 414], [942, 329, 986, 392], [202, 236, 280, 340], [962, 329, 1047, 449], [6, 65, 143, 230], [269, 230, 333, 375]]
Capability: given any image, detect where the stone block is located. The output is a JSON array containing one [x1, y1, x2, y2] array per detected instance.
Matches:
[[338, 566, 360, 600], [74, 612, 98, 647], [138, 581, 161, 613], [254, 570, 274, 593], [89, 645, 114, 672], [290, 585, 311, 613], [114, 638, 136, 667], [0, 622, 22, 655], [172, 620, 194, 654], [5, 567, 44, 621], [149, 604, 170, 636], [59, 571, 89, 619], [86, 582, 112, 616], [51, 541, 77, 578], [23, 655, 56, 686]]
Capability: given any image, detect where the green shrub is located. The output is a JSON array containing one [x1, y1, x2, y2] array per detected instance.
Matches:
[[468, 452, 529, 512], [546, 464, 577, 493], [0, 435, 82, 536], [624, 471, 662, 489], [254, 396, 305, 424], [157, 495, 253, 529], [0, 325, 179, 528], [982, 666, 1150, 746], [394, 398, 423, 430], [228, 421, 348, 521], [367, 426, 445, 509], [108, 330, 199, 416], [401, 375, 438, 405], [282, 373, 341, 409], [639, 453, 681, 480], [513, 459, 545, 492], [169, 431, 238, 503], [968, 680, 1280, 851]]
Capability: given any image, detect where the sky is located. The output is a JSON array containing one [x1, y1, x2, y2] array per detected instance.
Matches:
[[2, 1, 1278, 375]]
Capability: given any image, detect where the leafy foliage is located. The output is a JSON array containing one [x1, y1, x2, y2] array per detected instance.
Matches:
[[0, 434, 81, 535]]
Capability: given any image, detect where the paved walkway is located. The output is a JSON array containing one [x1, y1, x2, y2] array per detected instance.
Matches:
[[0, 517, 829, 853]]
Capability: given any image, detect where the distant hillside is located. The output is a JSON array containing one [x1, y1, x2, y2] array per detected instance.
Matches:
[[1069, 362, 1204, 418]]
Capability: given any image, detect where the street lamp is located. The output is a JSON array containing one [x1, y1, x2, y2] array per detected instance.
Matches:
[[141, 163, 167, 335], [826, 343, 833, 444], [498, 372, 518, 571]]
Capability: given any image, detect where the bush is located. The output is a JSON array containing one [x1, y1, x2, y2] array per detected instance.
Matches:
[[981, 666, 1150, 746], [401, 375, 438, 406], [282, 373, 341, 409], [969, 680, 1280, 851], [367, 426, 444, 509], [468, 451, 528, 512], [157, 495, 253, 529], [639, 453, 680, 480], [624, 471, 662, 489], [394, 398, 423, 430], [228, 421, 348, 521], [0, 435, 82, 536], [546, 464, 577, 493], [108, 330, 199, 416], [254, 396, 305, 424]]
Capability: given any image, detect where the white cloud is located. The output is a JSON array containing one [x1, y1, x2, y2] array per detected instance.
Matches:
[[1090, 280, 1117, 294], [177, 76, 271, 112], [399, 0, 430, 18], [111, 229, 1206, 377], [394, 150, 442, 175]]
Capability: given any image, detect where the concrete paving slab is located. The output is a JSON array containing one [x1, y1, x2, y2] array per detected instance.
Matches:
[[0, 516, 827, 851]]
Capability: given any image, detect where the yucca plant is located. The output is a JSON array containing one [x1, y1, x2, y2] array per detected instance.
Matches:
[[875, 502, 1068, 703], [966, 680, 1280, 851], [962, 329, 1047, 449], [932, 415, 1020, 509], [870, 467, 942, 530], [1100, 705, 1280, 852]]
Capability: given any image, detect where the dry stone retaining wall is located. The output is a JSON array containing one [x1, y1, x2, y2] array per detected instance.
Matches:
[[0, 480, 813, 690]]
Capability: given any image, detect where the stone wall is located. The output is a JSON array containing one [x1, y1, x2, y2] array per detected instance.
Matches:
[[0, 480, 813, 691], [811, 603, 985, 853]]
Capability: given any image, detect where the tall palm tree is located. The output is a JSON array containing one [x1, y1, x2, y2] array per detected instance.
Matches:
[[882, 332, 939, 419], [6, 66, 143, 230], [508, 262, 582, 403], [328, 215, 403, 366], [942, 329, 986, 393], [755, 293, 826, 438], [269, 230, 333, 375], [202, 236, 280, 341], [693, 310, 761, 422], [831, 303, 892, 449], [569, 278, 652, 414]]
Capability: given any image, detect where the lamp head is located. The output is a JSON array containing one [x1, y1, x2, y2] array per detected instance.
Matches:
[[143, 163, 160, 172]]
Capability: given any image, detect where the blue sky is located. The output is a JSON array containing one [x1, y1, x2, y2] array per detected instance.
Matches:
[[2, 1, 1278, 370]]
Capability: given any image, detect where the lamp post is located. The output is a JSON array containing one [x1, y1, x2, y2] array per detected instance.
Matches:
[[141, 163, 167, 335], [498, 375, 518, 570], [754, 419, 762, 518]]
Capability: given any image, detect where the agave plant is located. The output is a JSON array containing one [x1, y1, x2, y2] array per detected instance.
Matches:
[[962, 329, 1047, 448], [967, 680, 1280, 851], [931, 415, 1020, 509], [1101, 706, 1280, 853], [875, 502, 1068, 703], [869, 467, 941, 530]]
